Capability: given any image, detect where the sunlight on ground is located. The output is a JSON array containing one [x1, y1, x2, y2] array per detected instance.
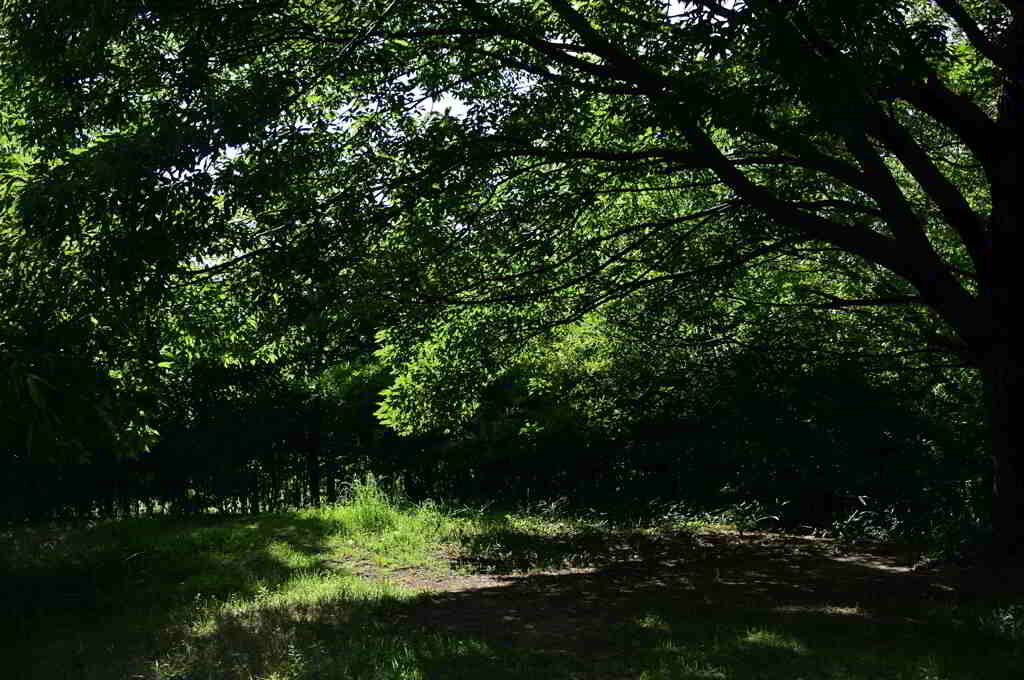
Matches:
[[741, 628, 808, 654], [772, 604, 868, 617]]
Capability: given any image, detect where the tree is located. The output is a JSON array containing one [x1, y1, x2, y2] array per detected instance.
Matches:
[[0, 0, 1020, 557], [1, 113, 157, 463]]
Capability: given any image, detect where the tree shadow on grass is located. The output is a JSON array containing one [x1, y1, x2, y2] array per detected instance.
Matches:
[[388, 531, 1024, 679], [153, 530, 1024, 679], [0, 513, 348, 680], [7, 518, 1023, 679], [453, 520, 701, 573]]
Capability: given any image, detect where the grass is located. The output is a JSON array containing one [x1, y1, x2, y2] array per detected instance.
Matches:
[[2, 478, 1022, 680]]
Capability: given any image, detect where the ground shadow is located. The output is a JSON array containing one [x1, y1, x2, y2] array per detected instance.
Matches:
[[453, 521, 699, 572], [376, 531, 1024, 678], [1, 513, 346, 680], [170, 529, 1024, 678], [8, 521, 1023, 679]]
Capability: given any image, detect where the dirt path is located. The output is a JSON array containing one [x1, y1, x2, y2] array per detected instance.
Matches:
[[343, 530, 1024, 656]]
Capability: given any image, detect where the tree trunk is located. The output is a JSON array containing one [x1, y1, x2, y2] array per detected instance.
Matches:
[[984, 342, 1024, 563], [982, 12, 1024, 564]]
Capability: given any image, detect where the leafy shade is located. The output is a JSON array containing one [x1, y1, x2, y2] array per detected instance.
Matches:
[[2, 1, 1022, 558]]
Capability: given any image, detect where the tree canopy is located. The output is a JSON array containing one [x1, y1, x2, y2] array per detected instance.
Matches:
[[1, 0, 1021, 558]]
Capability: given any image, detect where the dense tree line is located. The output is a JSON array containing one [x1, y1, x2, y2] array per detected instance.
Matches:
[[1, 311, 986, 552]]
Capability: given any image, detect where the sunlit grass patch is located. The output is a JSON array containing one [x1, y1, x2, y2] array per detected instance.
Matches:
[[161, 568, 419, 680], [1, 474, 463, 679], [741, 628, 808, 654], [304, 475, 460, 570], [773, 604, 869, 617]]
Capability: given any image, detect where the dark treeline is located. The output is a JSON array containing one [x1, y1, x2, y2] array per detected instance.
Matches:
[[2, 349, 988, 551]]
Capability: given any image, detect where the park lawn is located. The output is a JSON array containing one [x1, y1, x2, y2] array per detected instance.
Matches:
[[2, 481, 1022, 680]]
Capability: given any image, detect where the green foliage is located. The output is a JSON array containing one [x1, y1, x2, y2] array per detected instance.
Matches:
[[2, 0, 997, 373], [977, 604, 1024, 643], [336, 473, 403, 534], [1, 0, 1016, 554], [1, 126, 154, 462]]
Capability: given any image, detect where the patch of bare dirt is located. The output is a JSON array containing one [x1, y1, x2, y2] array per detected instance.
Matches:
[[328, 530, 1024, 659]]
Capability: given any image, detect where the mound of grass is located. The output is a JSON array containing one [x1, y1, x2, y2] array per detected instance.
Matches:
[[316, 474, 459, 568]]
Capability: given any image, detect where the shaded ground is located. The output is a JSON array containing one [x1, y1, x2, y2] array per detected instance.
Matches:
[[7, 516, 1023, 679], [337, 529, 1024, 661]]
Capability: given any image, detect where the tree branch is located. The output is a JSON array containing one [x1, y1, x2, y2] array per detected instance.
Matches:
[[793, 290, 926, 309], [884, 74, 1001, 176], [932, 0, 1011, 70], [865, 108, 990, 277], [180, 247, 275, 281]]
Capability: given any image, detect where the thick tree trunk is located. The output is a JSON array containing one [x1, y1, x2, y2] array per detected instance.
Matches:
[[984, 342, 1024, 562], [981, 12, 1024, 564]]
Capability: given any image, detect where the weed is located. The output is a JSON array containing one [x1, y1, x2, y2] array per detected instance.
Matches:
[[713, 498, 788, 535]]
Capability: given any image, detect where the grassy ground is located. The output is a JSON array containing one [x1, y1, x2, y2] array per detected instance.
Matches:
[[2, 477, 1022, 680]]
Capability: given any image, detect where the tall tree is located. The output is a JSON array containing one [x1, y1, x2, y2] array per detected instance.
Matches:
[[1, 0, 1019, 557]]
